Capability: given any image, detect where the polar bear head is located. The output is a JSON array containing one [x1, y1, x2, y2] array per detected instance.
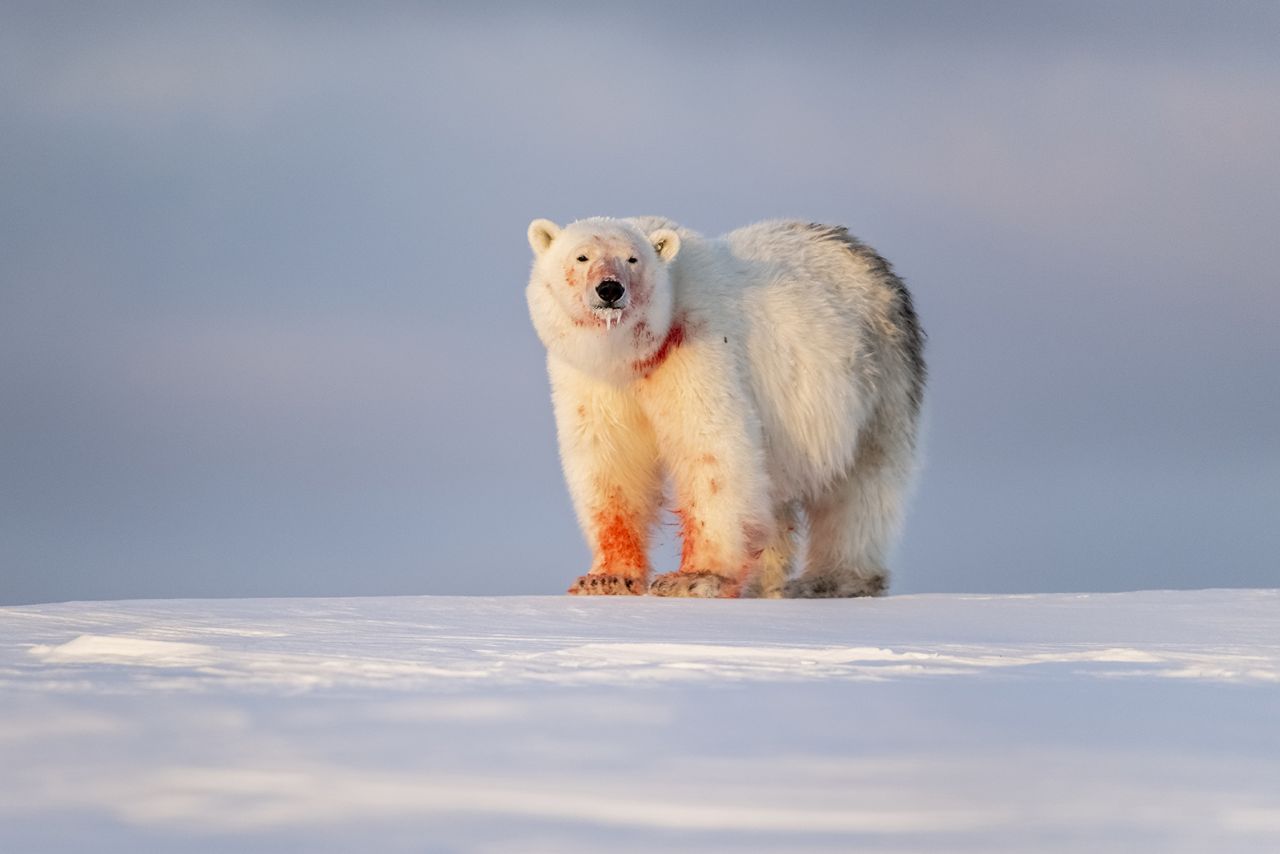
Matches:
[[526, 217, 681, 382]]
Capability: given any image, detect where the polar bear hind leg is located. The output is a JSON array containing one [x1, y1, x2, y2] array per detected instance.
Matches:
[[741, 503, 798, 599], [787, 424, 912, 598]]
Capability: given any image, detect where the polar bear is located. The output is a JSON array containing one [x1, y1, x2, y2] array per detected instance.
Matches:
[[525, 216, 925, 598]]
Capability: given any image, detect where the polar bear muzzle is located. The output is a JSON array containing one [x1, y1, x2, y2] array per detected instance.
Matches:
[[595, 280, 624, 305]]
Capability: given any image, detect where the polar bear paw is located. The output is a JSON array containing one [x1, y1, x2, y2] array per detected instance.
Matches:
[[568, 574, 647, 596], [649, 571, 740, 598], [784, 570, 886, 598]]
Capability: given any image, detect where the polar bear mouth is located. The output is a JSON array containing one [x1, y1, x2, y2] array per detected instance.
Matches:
[[590, 305, 626, 330]]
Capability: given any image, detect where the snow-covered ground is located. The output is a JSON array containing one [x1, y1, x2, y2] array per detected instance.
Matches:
[[2, 590, 1278, 852]]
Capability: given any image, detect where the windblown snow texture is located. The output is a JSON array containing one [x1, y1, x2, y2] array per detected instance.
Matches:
[[2, 590, 1278, 852]]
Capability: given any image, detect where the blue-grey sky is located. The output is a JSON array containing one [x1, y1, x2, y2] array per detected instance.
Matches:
[[2, 2, 1278, 604]]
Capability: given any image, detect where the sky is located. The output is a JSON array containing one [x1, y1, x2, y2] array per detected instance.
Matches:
[[1, 1, 1277, 604]]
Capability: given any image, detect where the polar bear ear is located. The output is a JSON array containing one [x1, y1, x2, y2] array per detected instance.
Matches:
[[527, 219, 561, 256], [649, 228, 681, 262]]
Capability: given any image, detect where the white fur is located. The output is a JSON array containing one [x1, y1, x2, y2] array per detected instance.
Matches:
[[527, 217, 923, 598]]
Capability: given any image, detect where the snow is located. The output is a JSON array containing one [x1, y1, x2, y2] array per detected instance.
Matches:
[[2, 590, 1278, 852]]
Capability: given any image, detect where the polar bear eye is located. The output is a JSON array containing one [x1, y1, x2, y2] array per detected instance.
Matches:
[[627, 257, 638, 264], [576, 255, 589, 263]]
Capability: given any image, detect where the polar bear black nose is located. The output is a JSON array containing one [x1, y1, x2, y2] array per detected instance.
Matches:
[[596, 280, 625, 304]]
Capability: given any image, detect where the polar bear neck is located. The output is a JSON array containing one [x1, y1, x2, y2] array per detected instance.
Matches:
[[624, 232, 719, 380], [631, 320, 685, 379]]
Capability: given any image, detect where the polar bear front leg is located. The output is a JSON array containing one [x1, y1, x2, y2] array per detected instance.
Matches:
[[549, 359, 663, 595], [649, 458, 774, 599], [639, 347, 774, 599]]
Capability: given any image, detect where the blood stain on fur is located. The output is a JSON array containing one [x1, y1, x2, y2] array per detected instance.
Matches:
[[633, 323, 685, 378], [593, 494, 648, 579], [675, 508, 699, 571]]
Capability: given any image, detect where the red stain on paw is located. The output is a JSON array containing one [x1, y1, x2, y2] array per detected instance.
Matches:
[[593, 492, 648, 579], [674, 508, 693, 569], [671, 510, 764, 600], [675, 507, 707, 573]]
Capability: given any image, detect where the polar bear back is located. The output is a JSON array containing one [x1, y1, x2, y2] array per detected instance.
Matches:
[[683, 220, 923, 500]]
